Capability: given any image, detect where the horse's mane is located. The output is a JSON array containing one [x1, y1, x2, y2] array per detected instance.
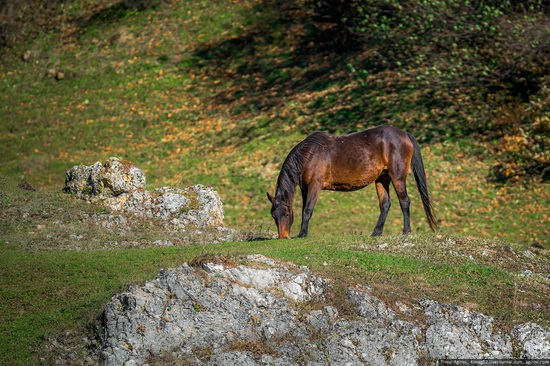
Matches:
[[276, 132, 331, 196]]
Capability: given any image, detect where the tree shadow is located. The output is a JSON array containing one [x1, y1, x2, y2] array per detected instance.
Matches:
[[185, 0, 489, 143], [185, 0, 549, 151], [73, 0, 160, 35], [188, 0, 360, 132]]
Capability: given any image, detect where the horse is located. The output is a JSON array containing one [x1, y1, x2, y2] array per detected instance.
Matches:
[[267, 125, 437, 239]]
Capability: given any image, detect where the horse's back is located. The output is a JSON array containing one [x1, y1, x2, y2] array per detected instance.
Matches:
[[345, 125, 409, 141]]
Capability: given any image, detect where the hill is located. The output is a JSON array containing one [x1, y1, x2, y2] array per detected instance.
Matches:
[[0, 0, 548, 243], [0, 0, 549, 364]]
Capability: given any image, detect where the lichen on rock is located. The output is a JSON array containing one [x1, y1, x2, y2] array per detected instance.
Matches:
[[64, 157, 229, 238], [99, 256, 550, 366]]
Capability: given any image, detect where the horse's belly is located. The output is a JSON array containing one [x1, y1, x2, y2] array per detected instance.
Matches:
[[324, 182, 371, 191], [324, 169, 383, 191]]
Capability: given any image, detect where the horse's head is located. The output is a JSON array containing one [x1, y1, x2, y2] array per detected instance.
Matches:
[[267, 192, 294, 239]]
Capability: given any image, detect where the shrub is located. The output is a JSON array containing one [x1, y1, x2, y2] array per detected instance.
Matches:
[[491, 81, 550, 182]]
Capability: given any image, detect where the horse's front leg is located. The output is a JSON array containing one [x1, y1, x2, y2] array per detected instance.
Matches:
[[298, 184, 320, 238]]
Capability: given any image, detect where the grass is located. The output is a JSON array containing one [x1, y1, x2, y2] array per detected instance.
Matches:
[[0, 0, 548, 364]]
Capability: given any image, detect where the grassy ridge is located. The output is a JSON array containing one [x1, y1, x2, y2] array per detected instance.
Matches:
[[1, 222, 548, 364]]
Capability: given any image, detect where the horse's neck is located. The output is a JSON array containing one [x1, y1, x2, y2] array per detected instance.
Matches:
[[276, 165, 298, 203]]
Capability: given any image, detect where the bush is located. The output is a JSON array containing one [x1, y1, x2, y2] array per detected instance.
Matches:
[[491, 81, 550, 182]]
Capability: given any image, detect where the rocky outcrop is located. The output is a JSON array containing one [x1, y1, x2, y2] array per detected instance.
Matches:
[[512, 323, 550, 359], [421, 299, 512, 359], [64, 158, 228, 236], [64, 157, 146, 201], [99, 255, 550, 365]]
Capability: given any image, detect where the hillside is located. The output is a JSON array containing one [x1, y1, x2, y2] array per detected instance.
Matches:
[[0, 1, 549, 245], [0, 0, 549, 364], [1, 0, 549, 243]]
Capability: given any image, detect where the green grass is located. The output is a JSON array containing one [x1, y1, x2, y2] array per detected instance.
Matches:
[[0, 242, 198, 365]]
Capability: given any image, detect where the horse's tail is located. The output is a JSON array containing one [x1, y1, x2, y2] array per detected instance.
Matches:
[[407, 132, 438, 231]]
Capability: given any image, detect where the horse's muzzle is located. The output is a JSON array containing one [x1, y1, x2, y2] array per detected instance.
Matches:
[[278, 231, 291, 239]]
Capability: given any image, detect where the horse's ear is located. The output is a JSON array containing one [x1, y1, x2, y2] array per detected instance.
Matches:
[[267, 192, 274, 203]]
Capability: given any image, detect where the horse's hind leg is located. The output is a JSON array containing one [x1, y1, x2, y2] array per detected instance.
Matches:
[[372, 174, 391, 236], [391, 178, 411, 235]]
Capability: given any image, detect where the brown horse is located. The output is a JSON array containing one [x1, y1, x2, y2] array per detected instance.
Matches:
[[267, 125, 437, 239]]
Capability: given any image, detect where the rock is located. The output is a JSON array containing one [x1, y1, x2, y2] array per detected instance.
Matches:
[[100, 255, 423, 366], [99, 257, 550, 365], [421, 299, 512, 359], [100, 255, 319, 365], [152, 185, 224, 228], [64, 158, 146, 198], [338, 290, 422, 366], [64, 158, 228, 235], [512, 323, 550, 358], [151, 187, 190, 218]]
